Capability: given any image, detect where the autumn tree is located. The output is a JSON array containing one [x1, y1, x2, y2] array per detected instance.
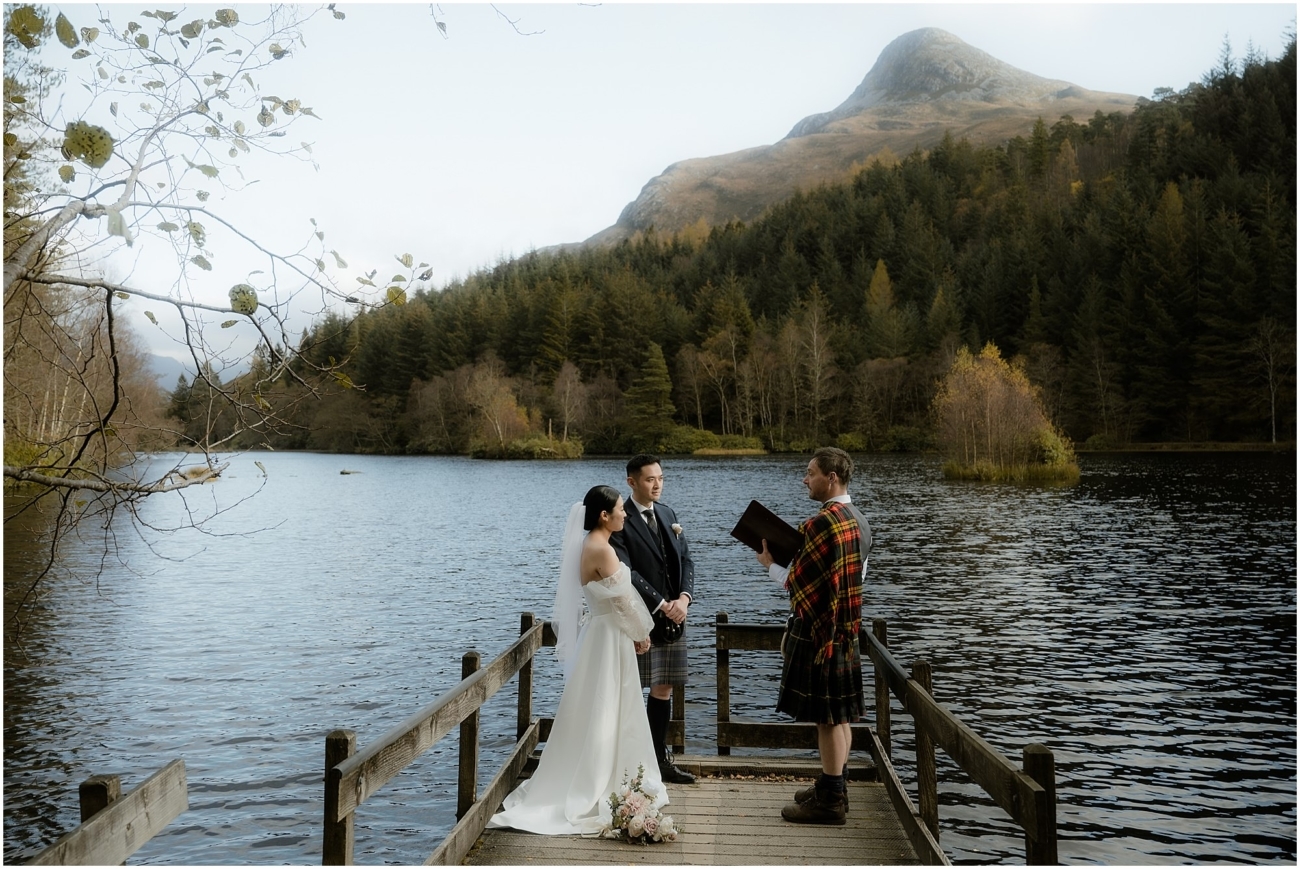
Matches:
[[932, 343, 1078, 482], [2, 4, 421, 608]]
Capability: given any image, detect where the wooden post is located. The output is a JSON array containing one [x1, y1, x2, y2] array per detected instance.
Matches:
[[79, 774, 121, 823], [912, 660, 939, 842], [1023, 743, 1058, 865], [873, 618, 891, 753], [323, 729, 356, 865], [517, 613, 535, 741], [457, 651, 481, 819], [672, 682, 686, 754], [716, 612, 730, 756]]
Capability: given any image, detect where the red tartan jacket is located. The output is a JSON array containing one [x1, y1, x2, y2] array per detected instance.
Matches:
[[785, 500, 864, 664]]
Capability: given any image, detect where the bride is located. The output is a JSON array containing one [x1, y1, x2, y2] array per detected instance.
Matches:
[[487, 485, 668, 836]]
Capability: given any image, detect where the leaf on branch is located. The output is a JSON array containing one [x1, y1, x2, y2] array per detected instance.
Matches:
[[390, 274, 407, 283], [386, 286, 407, 306], [81, 26, 99, 42], [62, 121, 114, 168], [315, 230, 324, 241], [55, 12, 79, 47], [315, 259, 326, 272], [233, 120, 246, 135], [8, 7, 46, 49], [110, 102, 118, 116], [214, 8, 239, 26], [253, 393, 271, 411], [397, 252, 414, 268], [98, 66, 108, 79], [220, 319, 238, 328], [144, 80, 165, 90], [192, 254, 213, 270], [71, 48, 90, 59], [106, 207, 135, 245], [180, 19, 203, 39], [283, 98, 300, 115], [126, 21, 140, 33], [196, 190, 210, 202], [152, 10, 178, 23], [187, 222, 205, 246], [254, 460, 267, 476], [144, 311, 157, 325], [330, 250, 347, 268], [157, 220, 178, 231], [228, 147, 237, 158], [229, 283, 258, 314], [257, 106, 275, 127], [3, 133, 17, 149], [356, 276, 375, 287], [183, 157, 219, 179], [269, 42, 289, 60], [329, 4, 345, 20], [418, 268, 434, 281], [59, 164, 76, 183], [135, 33, 149, 49], [116, 292, 129, 300], [332, 371, 357, 389]]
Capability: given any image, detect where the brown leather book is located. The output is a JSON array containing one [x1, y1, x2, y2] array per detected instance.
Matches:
[[730, 500, 802, 568]]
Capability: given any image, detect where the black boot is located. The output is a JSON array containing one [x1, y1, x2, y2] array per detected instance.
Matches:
[[648, 695, 695, 785]]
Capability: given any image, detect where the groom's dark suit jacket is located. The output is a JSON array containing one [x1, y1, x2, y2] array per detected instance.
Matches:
[[611, 500, 695, 613]]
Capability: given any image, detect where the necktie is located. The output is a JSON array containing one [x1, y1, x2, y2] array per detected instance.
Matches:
[[644, 508, 666, 558]]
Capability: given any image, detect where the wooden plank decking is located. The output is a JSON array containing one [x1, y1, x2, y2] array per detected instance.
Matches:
[[464, 757, 921, 866]]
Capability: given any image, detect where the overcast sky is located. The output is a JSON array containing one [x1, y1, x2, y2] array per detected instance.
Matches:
[[78, 2, 1296, 365]]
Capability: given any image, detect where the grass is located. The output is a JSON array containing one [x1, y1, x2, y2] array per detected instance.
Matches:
[[942, 459, 1081, 484]]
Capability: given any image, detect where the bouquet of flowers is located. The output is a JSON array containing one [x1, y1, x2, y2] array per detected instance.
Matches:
[[603, 765, 680, 844]]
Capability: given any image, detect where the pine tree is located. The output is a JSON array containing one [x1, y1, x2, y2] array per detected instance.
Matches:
[[622, 342, 676, 447]]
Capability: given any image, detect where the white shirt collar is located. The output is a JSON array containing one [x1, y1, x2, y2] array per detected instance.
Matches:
[[630, 496, 655, 515], [825, 493, 852, 505]]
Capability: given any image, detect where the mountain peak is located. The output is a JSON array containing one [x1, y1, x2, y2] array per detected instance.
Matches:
[[787, 27, 1083, 138]]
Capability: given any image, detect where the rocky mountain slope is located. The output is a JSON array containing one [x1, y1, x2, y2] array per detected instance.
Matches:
[[584, 28, 1137, 245]]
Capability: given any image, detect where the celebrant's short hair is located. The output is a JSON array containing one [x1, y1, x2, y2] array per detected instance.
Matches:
[[812, 446, 854, 485]]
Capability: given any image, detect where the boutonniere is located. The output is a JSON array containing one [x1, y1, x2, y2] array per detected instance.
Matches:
[[671, 523, 683, 538]]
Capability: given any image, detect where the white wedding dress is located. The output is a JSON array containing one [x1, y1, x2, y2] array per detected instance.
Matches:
[[487, 563, 667, 836]]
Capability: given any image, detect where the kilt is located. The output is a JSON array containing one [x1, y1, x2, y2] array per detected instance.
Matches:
[[639, 625, 689, 687], [776, 616, 864, 725]]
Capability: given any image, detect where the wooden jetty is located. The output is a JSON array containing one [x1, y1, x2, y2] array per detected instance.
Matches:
[[322, 612, 1058, 866]]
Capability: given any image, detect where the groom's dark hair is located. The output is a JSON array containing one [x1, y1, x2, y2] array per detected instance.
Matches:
[[582, 485, 621, 531], [626, 454, 662, 477]]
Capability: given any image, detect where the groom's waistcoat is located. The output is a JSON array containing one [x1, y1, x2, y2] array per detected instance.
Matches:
[[611, 500, 695, 610]]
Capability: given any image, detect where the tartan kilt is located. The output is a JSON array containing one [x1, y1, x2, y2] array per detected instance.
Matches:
[[639, 625, 689, 687], [776, 616, 864, 725]]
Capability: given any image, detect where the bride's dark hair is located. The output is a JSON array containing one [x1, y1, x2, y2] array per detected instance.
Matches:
[[582, 485, 621, 531]]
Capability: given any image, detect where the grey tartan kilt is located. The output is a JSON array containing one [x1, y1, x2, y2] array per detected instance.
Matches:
[[639, 626, 689, 687]]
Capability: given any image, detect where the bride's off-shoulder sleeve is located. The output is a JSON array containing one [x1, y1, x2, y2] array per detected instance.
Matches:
[[608, 578, 654, 643]]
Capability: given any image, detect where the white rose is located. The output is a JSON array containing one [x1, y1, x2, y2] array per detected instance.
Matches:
[[627, 814, 646, 838], [671, 523, 683, 537]]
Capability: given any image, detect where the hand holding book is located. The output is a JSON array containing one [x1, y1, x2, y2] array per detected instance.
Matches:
[[729, 500, 802, 568]]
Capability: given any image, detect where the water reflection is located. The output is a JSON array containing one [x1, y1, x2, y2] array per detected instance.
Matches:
[[4, 452, 1294, 864]]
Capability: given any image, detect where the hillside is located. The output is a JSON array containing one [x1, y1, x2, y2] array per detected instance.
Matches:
[[585, 28, 1137, 244]]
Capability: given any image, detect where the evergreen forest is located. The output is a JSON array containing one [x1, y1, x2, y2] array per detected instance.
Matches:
[[175, 38, 1296, 457]]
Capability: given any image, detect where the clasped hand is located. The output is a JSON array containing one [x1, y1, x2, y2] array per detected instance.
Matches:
[[634, 637, 651, 654], [660, 596, 688, 623]]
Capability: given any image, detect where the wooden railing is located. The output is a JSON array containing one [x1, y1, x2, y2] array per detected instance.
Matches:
[[715, 612, 1058, 866], [322, 613, 563, 865], [27, 759, 188, 865]]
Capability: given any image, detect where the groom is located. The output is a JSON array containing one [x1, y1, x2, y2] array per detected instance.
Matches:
[[610, 454, 697, 786]]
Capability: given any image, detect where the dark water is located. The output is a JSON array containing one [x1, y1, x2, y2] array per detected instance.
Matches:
[[4, 452, 1295, 864]]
